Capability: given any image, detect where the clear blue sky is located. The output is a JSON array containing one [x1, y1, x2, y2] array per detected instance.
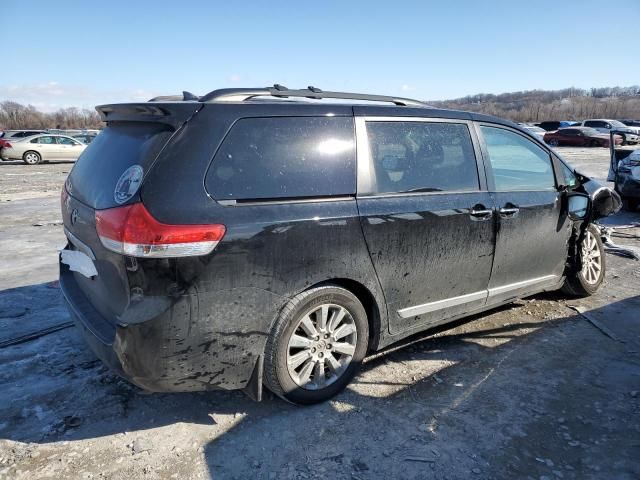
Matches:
[[1, 0, 638, 111]]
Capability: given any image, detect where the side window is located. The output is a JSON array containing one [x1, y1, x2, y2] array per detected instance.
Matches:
[[207, 117, 355, 201], [584, 121, 596, 128], [366, 121, 479, 194], [57, 137, 78, 145], [36, 136, 55, 144], [30, 137, 41, 144], [480, 126, 556, 191]]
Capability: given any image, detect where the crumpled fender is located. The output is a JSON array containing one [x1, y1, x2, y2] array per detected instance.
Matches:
[[579, 176, 622, 219]]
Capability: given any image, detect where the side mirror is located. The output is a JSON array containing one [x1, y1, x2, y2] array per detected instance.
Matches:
[[567, 193, 590, 220]]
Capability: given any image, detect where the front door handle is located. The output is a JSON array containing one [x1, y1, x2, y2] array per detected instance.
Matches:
[[470, 204, 493, 221]]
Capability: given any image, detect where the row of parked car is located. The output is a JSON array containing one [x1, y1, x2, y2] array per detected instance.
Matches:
[[0, 129, 100, 164], [519, 119, 640, 148]]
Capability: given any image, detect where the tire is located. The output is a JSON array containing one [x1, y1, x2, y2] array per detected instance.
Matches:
[[548, 138, 559, 147], [562, 224, 605, 297], [619, 135, 627, 146], [23, 151, 41, 165], [263, 285, 369, 405], [589, 140, 599, 148], [622, 196, 639, 211]]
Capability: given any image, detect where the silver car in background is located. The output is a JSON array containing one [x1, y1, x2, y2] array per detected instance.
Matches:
[[0, 134, 87, 165]]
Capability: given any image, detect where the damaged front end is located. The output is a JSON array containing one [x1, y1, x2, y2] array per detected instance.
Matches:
[[577, 175, 622, 220]]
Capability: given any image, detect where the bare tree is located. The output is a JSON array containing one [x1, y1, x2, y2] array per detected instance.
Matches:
[[430, 86, 640, 122], [0, 101, 102, 130]]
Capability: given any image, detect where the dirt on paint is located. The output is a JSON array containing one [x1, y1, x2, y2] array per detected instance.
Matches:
[[0, 149, 639, 480]]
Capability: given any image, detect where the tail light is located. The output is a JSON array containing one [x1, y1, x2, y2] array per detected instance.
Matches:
[[95, 202, 225, 258], [0, 140, 12, 148]]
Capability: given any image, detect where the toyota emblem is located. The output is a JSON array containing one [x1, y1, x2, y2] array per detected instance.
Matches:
[[70, 208, 79, 225]]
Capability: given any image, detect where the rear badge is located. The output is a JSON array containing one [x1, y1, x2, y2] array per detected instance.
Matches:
[[114, 165, 144, 204]]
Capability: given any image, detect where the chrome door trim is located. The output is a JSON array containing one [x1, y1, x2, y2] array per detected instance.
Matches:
[[397, 290, 487, 319], [354, 117, 374, 195], [397, 274, 559, 319], [488, 274, 558, 297]]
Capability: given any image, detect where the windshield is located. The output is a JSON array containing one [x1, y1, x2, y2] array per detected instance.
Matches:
[[581, 128, 600, 136], [610, 120, 626, 128]]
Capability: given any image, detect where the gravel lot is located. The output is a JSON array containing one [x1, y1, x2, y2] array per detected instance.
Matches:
[[0, 147, 639, 480]]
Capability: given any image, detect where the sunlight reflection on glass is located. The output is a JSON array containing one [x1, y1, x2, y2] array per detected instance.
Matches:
[[317, 138, 353, 155]]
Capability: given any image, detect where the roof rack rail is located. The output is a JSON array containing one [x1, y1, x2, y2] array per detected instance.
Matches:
[[199, 85, 426, 107], [148, 91, 200, 102]]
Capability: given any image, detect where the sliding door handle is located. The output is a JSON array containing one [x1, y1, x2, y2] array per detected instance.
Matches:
[[499, 206, 520, 217]]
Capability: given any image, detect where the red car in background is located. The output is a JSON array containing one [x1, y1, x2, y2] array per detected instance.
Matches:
[[544, 127, 622, 147]]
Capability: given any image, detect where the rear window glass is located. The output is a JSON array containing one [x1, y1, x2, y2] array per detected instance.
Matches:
[[206, 117, 355, 201], [68, 122, 172, 209]]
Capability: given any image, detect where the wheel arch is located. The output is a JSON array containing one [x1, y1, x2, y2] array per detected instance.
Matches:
[[23, 150, 42, 161]]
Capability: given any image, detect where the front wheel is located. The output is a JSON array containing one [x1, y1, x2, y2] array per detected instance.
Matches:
[[562, 224, 605, 297], [548, 138, 560, 147], [263, 285, 369, 405], [23, 151, 41, 165]]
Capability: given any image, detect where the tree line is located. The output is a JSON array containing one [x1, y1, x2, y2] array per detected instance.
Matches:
[[0, 101, 102, 130], [429, 86, 640, 122], [2, 85, 640, 129]]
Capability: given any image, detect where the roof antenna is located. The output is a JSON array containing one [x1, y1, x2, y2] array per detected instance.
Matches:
[[182, 91, 199, 101]]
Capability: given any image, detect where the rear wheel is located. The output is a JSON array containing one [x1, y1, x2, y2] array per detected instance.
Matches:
[[263, 285, 369, 405], [548, 138, 560, 147], [23, 151, 41, 165], [562, 224, 605, 297]]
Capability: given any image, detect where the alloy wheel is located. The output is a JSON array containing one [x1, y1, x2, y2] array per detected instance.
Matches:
[[286, 303, 358, 390], [581, 229, 602, 285]]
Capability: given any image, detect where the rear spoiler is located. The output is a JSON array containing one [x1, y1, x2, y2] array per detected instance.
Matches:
[[95, 102, 202, 129]]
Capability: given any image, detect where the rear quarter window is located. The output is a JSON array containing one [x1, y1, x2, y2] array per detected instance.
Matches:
[[206, 117, 356, 201]]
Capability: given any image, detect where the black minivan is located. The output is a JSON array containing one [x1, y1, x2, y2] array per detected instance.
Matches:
[[59, 86, 617, 404]]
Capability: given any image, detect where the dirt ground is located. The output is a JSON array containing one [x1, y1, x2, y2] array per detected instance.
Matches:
[[0, 147, 639, 480]]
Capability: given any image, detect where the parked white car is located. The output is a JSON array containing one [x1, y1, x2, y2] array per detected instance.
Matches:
[[578, 119, 640, 145], [0, 134, 87, 165]]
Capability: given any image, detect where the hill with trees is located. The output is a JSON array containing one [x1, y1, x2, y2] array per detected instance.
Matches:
[[429, 86, 640, 122]]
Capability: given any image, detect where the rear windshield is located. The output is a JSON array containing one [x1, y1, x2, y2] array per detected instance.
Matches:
[[206, 116, 356, 201], [67, 122, 172, 209]]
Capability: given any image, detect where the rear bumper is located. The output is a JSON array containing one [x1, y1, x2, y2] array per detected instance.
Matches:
[[60, 259, 280, 393]]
